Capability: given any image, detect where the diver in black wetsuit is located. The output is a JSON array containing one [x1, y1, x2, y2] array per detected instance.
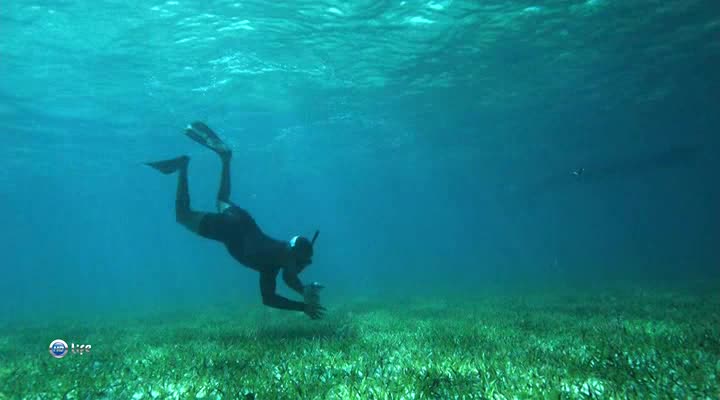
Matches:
[[145, 122, 326, 320]]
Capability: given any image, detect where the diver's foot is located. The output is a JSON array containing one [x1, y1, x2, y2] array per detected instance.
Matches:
[[184, 121, 232, 156], [145, 155, 190, 174]]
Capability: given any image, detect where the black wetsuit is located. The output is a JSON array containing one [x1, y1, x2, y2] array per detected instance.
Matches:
[[197, 205, 306, 312], [174, 156, 306, 312]]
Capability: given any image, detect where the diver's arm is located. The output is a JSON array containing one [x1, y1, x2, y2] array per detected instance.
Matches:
[[259, 269, 304, 311], [282, 268, 305, 296]]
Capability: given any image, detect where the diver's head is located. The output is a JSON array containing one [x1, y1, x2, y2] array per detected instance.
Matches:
[[289, 230, 319, 271]]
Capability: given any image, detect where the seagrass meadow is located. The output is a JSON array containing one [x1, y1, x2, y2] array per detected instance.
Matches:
[[3, 285, 718, 399]]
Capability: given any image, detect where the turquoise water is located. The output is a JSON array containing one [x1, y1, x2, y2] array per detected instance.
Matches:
[[2, 0, 719, 312], [2, 0, 719, 316]]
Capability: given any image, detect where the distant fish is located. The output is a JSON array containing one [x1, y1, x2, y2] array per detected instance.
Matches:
[[525, 144, 704, 198]]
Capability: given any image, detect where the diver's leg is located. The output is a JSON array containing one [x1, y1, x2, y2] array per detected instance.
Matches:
[[174, 158, 207, 233], [182, 121, 235, 212], [146, 155, 206, 233], [216, 152, 232, 209]]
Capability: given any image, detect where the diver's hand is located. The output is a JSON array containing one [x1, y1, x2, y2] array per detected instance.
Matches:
[[304, 302, 326, 320]]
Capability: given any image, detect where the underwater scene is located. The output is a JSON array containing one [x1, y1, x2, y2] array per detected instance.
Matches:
[[1, 0, 719, 399]]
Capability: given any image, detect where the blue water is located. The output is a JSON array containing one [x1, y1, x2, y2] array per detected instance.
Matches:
[[1, 0, 718, 320]]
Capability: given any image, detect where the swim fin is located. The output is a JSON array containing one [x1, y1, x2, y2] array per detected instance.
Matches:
[[184, 121, 231, 155], [145, 155, 189, 174]]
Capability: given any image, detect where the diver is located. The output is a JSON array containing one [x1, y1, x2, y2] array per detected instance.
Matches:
[[571, 167, 585, 179], [145, 121, 326, 320]]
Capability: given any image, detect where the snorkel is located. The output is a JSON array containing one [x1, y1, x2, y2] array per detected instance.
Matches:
[[311, 230, 319, 246]]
